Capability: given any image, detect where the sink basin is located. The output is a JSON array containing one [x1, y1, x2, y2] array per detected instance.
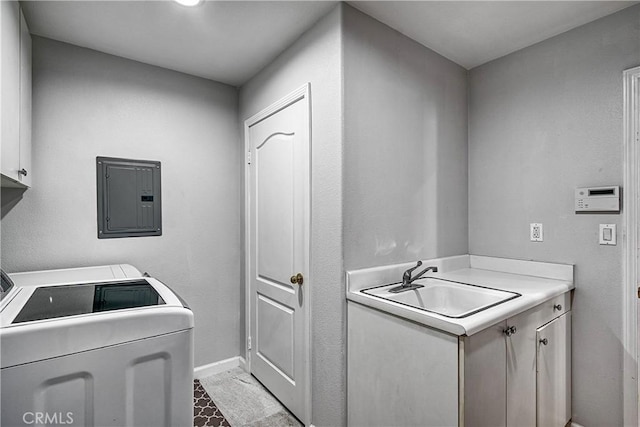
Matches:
[[361, 278, 520, 318]]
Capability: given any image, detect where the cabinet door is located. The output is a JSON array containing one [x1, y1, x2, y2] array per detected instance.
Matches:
[[348, 302, 459, 427], [536, 312, 571, 427], [1, 1, 21, 181], [506, 309, 539, 426], [463, 321, 507, 427], [19, 7, 32, 187], [506, 294, 570, 426]]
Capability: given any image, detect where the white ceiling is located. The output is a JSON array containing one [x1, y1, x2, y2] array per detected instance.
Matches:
[[348, 1, 637, 69], [21, 1, 339, 86], [21, 1, 638, 87]]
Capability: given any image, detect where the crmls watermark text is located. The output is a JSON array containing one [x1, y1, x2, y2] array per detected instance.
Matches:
[[22, 412, 74, 425]]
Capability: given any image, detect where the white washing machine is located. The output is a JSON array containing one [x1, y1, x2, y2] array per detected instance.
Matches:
[[0, 265, 194, 427]]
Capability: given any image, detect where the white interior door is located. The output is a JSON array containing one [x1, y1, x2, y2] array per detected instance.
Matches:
[[246, 85, 310, 424]]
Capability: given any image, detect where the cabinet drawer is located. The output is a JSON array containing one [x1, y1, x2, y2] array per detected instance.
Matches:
[[536, 292, 571, 327], [507, 292, 571, 334]]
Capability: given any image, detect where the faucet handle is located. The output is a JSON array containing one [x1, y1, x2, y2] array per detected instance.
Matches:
[[402, 261, 423, 285], [406, 261, 422, 275]]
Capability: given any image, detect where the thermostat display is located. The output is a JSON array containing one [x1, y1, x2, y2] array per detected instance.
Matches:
[[575, 186, 620, 213]]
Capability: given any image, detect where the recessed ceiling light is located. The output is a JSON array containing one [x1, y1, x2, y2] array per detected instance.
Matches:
[[174, 0, 202, 7]]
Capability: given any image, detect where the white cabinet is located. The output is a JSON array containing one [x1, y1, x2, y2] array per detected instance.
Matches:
[[1, 1, 32, 188], [463, 291, 572, 427], [462, 322, 508, 427], [537, 313, 572, 427], [347, 302, 459, 427], [1, 1, 20, 181], [18, 7, 32, 187], [348, 291, 572, 427]]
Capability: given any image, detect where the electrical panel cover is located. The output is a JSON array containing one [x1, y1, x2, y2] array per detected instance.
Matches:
[[96, 157, 162, 238]]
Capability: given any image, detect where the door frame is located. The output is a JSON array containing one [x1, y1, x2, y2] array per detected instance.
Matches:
[[623, 65, 640, 426], [243, 83, 312, 425]]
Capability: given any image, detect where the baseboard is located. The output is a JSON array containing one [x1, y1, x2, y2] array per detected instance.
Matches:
[[571, 422, 585, 427], [194, 356, 246, 379]]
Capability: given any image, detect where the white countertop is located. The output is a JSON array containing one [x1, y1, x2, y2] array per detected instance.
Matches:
[[346, 255, 574, 336]]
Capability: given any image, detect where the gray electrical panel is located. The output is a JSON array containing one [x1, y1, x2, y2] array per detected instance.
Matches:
[[97, 157, 162, 239]]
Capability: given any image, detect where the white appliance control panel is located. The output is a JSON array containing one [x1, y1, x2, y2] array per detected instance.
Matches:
[[575, 186, 620, 213]]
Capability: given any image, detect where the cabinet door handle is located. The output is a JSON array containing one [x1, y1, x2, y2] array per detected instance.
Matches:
[[18, 168, 27, 176], [504, 326, 517, 336], [540, 338, 548, 346], [554, 304, 562, 311]]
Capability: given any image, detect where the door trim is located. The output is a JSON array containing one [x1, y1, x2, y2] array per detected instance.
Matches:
[[244, 83, 312, 425], [623, 65, 640, 427]]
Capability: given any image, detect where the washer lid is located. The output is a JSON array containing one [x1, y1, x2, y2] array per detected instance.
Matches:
[[8, 264, 142, 287], [11, 279, 165, 324]]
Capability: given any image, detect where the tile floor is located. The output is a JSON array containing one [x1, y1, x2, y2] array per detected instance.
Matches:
[[199, 367, 302, 427]]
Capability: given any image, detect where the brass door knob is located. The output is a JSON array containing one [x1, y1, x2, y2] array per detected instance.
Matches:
[[290, 273, 304, 286]]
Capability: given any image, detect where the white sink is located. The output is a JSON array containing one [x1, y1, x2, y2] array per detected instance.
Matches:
[[361, 278, 520, 318]]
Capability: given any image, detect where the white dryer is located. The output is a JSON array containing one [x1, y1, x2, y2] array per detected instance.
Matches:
[[0, 265, 194, 427]]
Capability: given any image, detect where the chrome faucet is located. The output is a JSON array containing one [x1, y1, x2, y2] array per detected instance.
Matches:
[[389, 261, 438, 293]]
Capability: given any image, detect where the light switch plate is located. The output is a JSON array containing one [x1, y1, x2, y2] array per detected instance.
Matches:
[[599, 224, 617, 245]]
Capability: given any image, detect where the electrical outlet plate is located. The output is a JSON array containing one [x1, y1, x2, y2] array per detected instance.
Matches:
[[530, 223, 543, 242]]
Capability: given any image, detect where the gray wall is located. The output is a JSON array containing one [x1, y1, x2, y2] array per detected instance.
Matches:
[[239, 5, 344, 426], [343, 5, 468, 271], [0, 37, 241, 368], [468, 6, 640, 425]]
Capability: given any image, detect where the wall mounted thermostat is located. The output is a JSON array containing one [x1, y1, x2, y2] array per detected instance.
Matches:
[[575, 186, 620, 213]]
